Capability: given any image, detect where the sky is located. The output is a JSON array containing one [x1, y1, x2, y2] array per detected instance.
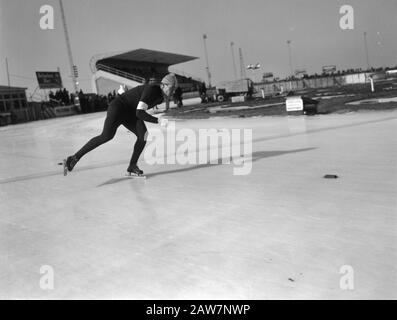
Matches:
[[1, 0, 397, 97]]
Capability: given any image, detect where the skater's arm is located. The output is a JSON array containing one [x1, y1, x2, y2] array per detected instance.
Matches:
[[136, 109, 158, 123], [136, 101, 159, 123]]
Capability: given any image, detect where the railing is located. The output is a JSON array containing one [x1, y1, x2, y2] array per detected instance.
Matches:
[[96, 64, 146, 83], [168, 67, 204, 83]]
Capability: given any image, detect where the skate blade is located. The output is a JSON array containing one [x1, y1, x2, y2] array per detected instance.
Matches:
[[125, 173, 146, 179], [63, 159, 67, 176]]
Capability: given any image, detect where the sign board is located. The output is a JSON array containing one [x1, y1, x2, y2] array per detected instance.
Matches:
[[295, 69, 307, 76], [217, 79, 251, 93], [286, 96, 303, 111], [262, 72, 274, 82], [386, 69, 397, 78], [294, 69, 307, 78], [36, 72, 63, 89], [231, 96, 245, 103], [262, 72, 274, 78], [322, 65, 337, 74]]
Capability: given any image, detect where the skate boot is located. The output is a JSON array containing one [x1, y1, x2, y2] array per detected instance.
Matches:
[[63, 155, 79, 176], [127, 164, 144, 177]]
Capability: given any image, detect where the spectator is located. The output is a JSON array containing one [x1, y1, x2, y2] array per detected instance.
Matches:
[[173, 86, 183, 108], [70, 93, 75, 105], [55, 89, 61, 102], [199, 82, 207, 103], [78, 89, 87, 113], [49, 91, 55, 101], [62, 88, 70, 105]]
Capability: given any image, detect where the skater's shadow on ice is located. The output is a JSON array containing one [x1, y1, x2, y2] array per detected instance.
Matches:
[[97, 147, 315, 187]]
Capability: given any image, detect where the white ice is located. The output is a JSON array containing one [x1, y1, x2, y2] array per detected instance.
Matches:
[[0, 110, 396, 299]]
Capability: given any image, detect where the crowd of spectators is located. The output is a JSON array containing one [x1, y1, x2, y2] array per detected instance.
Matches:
[[78, 91, 109, 114], [48, 88, 119, 114], [49, 88, 72, 105]]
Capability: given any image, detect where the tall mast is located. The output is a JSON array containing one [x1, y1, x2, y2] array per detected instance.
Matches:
[[239, 48, 246, 79], [231, 42, 237, 80], [59, 0, 78, 92], [202, 34, 212, 87]]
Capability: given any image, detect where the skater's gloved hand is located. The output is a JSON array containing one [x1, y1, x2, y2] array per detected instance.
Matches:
[[158, 117, 169, 127], [118, 85, 126, 95]]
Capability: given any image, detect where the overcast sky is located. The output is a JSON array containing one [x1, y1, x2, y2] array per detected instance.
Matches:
[[1, 0, 397, 95]]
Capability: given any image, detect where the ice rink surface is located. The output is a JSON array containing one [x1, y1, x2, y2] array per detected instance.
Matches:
[[0, 109, 396, 299]]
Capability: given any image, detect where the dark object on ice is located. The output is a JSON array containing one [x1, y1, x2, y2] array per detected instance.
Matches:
[[302, 96, 319, 115], [324, 174, 339, 179]]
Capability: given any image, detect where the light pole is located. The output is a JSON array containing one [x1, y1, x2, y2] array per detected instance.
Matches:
[[363, 32, 370, 70], [239, 48, 246, 79], [202, 34, 212, 87], [230, 42, 237, 80], [59, 0, 78, 93], [286, 40, 294, 91], [287, 40, 293, 78], [5, 58, 10, 87]]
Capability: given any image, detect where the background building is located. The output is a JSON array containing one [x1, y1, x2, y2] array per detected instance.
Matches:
[[0, 85, 28, 113], [0, 86, 46, 124]]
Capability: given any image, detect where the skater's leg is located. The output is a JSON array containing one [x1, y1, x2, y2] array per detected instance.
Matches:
[[74, 102, 122, 160], [123, 119, 148, 168]]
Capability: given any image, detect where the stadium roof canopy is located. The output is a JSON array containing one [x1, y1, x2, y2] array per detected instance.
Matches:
[[108, 49, 197, 65], [91, 48, 198, 71]]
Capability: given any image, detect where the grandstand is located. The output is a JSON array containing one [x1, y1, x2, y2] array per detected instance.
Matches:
[[89, 48, 204, 95]]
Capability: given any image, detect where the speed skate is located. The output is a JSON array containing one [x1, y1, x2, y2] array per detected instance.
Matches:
[[62, 159, 68, 176], [125, 172, 146, 179]]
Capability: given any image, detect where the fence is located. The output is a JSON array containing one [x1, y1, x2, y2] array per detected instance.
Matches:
[[254, 72, 372, 95], [96, 64, 146, 83]]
